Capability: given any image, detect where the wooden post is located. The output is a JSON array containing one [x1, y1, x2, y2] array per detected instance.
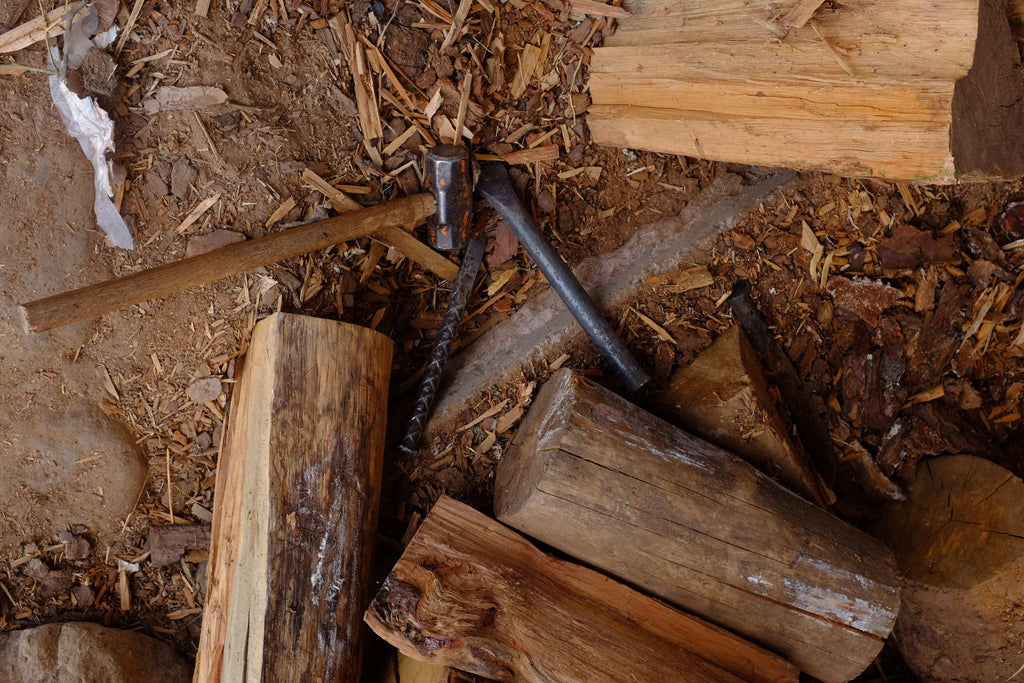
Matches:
[[194, 313, 392, 682], [588, 0, 1024, 181], [494, 369, 900, 683], [365, 496, 798, 683], [870, 455, 1024, 682], [20, 193, 434, 333], [653, 325, 831, 505]]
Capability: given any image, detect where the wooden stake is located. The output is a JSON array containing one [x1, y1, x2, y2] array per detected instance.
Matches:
[[366, 496, 798, 683], [20, 194, 435, 333]]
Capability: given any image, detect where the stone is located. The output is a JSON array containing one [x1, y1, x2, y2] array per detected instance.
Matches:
[[186, 377, 222, 404], [0, 622, 191, 682], [0, 401, 148, 554]]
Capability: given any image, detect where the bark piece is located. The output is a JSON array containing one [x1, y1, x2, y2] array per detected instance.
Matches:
[[877, 224, 957, 271], [495, 369, 901, 683], [194, 313, 392, 683], [870, 456, 1024, 682], [366, 496, 797, 683], [826, 276, 904, 326], [148, 524, 210, 568]]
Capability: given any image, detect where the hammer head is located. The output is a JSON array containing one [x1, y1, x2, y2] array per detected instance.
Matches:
[[424, 145, 474, 252]]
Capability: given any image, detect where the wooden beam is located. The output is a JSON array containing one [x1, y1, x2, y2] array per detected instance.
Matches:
[[20, 194, 435, 333], [869, 455, 1024, 682], [494, 369, 901, 683], [194, 313, 392, 682], [366, 496, 798, 683], [588, 0, 1024, 181]]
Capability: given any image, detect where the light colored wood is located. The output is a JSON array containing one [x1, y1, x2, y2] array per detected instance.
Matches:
[[589, 0, 1024, 181], [194, 313, 392, 682], [654, 326, 831, 505], [870, 455, 1024, 682], [302, 169, 458, 280], [0, 3, 83, 54], [20, 194, 434, 333], [382, 654, 452, 683], [366, 496, 798, 683], [495, 369, 900, 683]]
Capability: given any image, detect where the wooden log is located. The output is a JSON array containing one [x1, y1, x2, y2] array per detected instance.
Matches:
[[194, 312, 392, 682], [588, 0, 1024, 181], [365, 496, 798, 683], [869, 455, 1024, 682], [494, 369, 900, 683], [20, 193, 434, 333], [653, 325, 831, 506]]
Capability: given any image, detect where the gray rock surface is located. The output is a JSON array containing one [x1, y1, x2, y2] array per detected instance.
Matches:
[[0, 622, 191, 683]]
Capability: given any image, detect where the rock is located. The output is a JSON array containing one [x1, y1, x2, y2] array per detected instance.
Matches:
[[186, 377, 222, 404], [185, 229, 245, 258], [0, 622, 191, 682], [0, 401, 148, 554]]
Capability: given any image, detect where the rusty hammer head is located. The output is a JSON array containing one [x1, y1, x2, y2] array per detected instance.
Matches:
[[424, 145, 474, 252]]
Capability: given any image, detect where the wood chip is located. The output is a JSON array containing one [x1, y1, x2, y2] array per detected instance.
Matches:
[[568, 0, 631, 18], [501, 144, 559, 165], [666, 265, 714, 293], [265, 197, 296, 228], [511, 44, 543, 99], [441, 0, 473, 50], [118, 570, 130, 611], [0, 2, 83, 55], [176, 194, 221, 234], [633, 308, 675, 343]]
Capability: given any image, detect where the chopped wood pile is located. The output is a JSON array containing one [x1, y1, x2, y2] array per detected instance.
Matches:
[[589, 0, 1024, 181]]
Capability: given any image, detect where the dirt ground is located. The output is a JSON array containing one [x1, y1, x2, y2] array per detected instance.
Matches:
[[1, 0, 1023, 681]]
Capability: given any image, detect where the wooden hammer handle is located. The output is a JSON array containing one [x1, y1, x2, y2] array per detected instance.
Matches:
[[20, 193, 436, 333]]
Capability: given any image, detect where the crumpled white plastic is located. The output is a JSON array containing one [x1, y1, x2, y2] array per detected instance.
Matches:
[[48, 7, 133, 250]]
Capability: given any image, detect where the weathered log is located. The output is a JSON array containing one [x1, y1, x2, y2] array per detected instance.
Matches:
[[654, 325, 831, 505], [870, 455, 1024, 682], [495, 368, 900, 683], [365, 496, 798, 683], [588, 0, 1024, 181], [194, 313, 392, 682]]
